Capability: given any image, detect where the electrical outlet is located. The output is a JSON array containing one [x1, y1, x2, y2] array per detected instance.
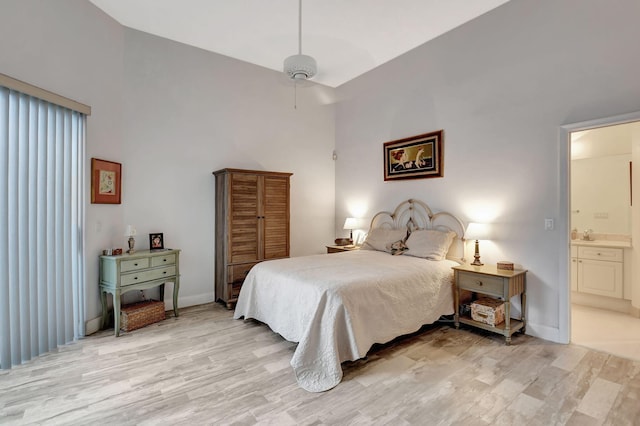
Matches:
[[544, 218, 554, 230]]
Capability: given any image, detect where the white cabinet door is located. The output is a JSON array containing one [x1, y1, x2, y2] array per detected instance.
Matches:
[[577, 258, 623, 298]]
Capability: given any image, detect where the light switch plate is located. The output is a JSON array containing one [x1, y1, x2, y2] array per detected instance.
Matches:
[[544, 218, 554, 230]]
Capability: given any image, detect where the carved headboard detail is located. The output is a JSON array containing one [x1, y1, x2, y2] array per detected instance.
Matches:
[[369, 199, 466, 261]]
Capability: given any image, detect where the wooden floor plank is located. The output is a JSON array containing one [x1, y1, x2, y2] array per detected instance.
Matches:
[[1, 302, 639, 425]]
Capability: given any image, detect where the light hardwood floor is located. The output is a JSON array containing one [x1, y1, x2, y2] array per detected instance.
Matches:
[[1, 303, 639, 425]]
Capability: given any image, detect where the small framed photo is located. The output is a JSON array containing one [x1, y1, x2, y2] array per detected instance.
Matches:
[[149, 233, 164, 250], [383, 130, 444, 181], [91, 158, 122, 204]]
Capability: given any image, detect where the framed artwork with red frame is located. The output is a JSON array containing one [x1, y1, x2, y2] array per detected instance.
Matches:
[[91, 158, 122, 204]]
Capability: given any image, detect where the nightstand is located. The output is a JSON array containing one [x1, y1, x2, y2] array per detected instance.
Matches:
[[452, 263, 527, 345], [326, 245, 360, 254]]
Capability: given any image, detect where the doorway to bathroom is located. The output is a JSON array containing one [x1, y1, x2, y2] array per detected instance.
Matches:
[[568, 117, 640, 361]]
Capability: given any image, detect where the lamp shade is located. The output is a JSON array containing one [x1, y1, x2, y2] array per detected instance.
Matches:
[[125, 225, 137, 236], [465, 223, 489, 240], [343, 217, 358, 230]]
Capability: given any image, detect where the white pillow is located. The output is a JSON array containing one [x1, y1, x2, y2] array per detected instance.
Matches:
[[361, 228, 407, 253], [405, 229, 456, 260]]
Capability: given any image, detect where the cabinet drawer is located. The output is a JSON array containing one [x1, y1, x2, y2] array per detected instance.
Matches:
[[229, 282, 242, 299], [121, 258, 150, 272], [457, 271, 504, 296], [151, 254, 176, 267], [121, 265, 176, 286], [228, 262, 258, 284], [578, 246, 622, 262]]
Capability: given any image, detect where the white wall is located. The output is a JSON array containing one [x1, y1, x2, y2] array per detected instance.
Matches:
[[120, 29, 336, 308], [334, 0, 640, 342], [0, 0, 336, 327]]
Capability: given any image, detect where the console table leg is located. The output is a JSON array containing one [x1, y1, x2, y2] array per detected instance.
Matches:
[[173, 279, 180, 317], [504, 302, 512, 345], [114, 291, 122, 337], [159, 283, 165, 304], [521, 291, 527, 334], [100, 290, 108, 329]]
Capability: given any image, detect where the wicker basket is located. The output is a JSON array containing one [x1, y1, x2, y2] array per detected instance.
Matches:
[[120, 300, 166, 332]]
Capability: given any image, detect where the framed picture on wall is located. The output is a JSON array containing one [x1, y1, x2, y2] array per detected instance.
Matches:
[[383, 130, 444, 181], [149, 233, 164, 250], [91, 158, 122, 204]]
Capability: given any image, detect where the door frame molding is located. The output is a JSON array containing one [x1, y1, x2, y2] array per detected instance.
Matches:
[[559, 110, 640, 343]]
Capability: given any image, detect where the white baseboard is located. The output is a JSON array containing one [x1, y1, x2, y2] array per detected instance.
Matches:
[[85, 292, 215, 336], [572, 291, 632, 314], [525, 322, 566, 344], [164, 292, 215, 311], [85, 316, 102, 336]]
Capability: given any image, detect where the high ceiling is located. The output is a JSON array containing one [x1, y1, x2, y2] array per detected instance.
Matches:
[[89, 0, 510, 88]]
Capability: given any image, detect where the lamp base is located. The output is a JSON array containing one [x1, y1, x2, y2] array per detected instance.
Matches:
[[127, 236, 135, 254], [471, 239, 483, 266]]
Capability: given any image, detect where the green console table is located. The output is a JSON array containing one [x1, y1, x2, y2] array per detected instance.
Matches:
[[99, 249, 181, 336]]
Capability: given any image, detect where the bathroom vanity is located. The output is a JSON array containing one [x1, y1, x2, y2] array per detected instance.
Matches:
[[571, 239, 632, 301]]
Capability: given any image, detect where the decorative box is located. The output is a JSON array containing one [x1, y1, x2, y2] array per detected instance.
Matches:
[[120, 300, 165, 332], [497, 261, 514, 271], [471, 298, 505, 326]]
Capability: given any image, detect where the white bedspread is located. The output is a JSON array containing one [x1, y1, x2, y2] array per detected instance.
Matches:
[[233, 250, 456, 392]]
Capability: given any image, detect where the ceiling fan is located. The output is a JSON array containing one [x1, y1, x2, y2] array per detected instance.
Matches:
[[283, 0, 317, 107]]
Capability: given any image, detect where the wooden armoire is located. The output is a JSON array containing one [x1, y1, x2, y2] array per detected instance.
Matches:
[[213, 168, 292, 308]]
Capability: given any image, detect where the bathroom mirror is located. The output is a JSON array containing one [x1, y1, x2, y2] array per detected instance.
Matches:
[[571, 124, 632, 236]]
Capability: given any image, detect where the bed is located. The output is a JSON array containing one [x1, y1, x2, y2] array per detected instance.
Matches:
[[233, 199, 466, 392]]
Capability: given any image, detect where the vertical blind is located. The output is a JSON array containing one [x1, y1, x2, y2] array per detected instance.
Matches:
[[0, 85, 86, 369]]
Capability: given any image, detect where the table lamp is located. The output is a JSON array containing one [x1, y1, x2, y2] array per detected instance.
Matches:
[[343, 218, 358, 245], [465, 222, 489, 266], [125, 225, 137, 254]]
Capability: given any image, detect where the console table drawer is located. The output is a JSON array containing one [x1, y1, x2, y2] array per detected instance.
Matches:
[[151, 254, 176, 267], [121, 258, 150, 272], [457, 271, 503, 296], [122, 265, 176, 286]]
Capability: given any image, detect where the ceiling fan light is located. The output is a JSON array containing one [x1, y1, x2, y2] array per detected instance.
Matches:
[[284, 54, 317, 80]]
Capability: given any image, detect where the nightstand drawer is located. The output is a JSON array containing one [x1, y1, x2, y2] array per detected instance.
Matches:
[[121, 265, 176, 286], [151, 254, 176, 267], [457, 271, 503, 296], [121, 258, 150, 272]]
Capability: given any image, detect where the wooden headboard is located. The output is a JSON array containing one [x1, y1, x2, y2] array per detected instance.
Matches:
[[369, 199, 466, 261]]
